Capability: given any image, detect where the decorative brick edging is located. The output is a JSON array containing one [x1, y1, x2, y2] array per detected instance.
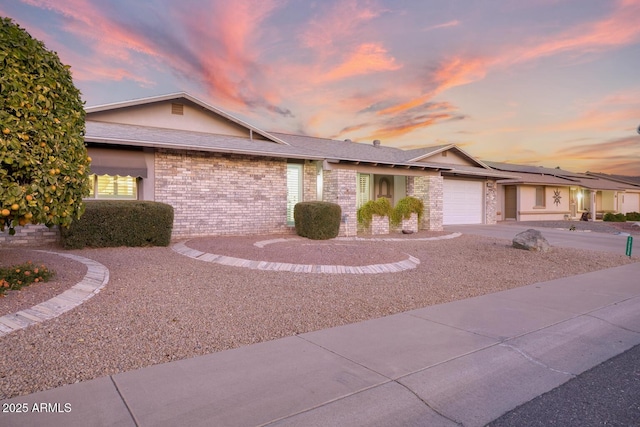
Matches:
[[0, 251, 109, 337], [172, 242, 420, 274], [337, 232, 462, 242], [254, 232, 462, 247]]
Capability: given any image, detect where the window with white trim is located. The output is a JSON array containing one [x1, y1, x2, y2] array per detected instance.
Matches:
[[286, 164, 303, 225], [88, 174, 138, 199], [535, 186, 545, 208], [357, 173, 371, 208]]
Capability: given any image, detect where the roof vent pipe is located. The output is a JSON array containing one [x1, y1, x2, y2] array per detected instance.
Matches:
[[344, 139, 352, 143], [373, 139, 381, 147]]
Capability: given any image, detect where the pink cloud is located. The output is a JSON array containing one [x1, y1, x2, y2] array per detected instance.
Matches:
[[504, 0, 640, 66], [18, 0, 167, 79], [378, 56, 487, 116], [299, 0, 384, 53], [555, 136, 640, 158], [376, 0, 639, 122], [175, 0, 283, 107], [320, 43, 401, 82]]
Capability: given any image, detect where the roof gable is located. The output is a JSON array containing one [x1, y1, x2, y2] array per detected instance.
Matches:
[[405, 144, 491, 169], [86, 93, 289, 145]]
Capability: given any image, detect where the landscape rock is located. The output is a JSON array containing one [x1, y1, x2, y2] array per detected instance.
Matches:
[[512, 229, 551, 252]]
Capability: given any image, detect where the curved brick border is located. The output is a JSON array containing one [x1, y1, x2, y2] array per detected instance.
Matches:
[[254, 232, 462, 248], [173, 241, 420, 274], [0, 251, 109, 337], [171, 233, 462, 274]]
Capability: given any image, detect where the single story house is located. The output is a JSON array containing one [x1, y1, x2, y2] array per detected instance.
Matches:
[[80, 93, 512, 240], [487, 162, 640, 221]]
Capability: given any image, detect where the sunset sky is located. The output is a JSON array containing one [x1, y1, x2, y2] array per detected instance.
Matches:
[[2, 0, 640, 175]]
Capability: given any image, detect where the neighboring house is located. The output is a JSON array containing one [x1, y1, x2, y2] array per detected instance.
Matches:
[[487, 162, 640, 221], [80, 93, 510, 240]]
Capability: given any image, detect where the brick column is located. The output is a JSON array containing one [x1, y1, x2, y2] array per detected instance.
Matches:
[[408, 175, 443, 231], [485, 181, 497, 224], [323, 168, 357, 237]]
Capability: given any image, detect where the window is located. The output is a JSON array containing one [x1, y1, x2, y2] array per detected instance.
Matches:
[[286, 164, 303, 225], [88, 174, 137, 199], [357, 173, 371, 208], [535, 186, 545, 207]]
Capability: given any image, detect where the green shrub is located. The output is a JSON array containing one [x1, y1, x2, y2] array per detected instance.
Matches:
[[390, 196, 424, 226], [294, 201, 341, 240], [357, 197, 392, 227], [0, 261, 54, 296], [60, 200, 174, 248], [626, 212, 640, 221], [603, 212, 626, 222]]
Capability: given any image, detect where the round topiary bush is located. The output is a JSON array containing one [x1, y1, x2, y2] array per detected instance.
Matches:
[[0, 17, 90, 235], [294, 201, 341, 240]]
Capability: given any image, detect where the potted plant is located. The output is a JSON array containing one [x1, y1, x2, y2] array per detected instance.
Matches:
[[357, 197, 392, 235], [391, 196, 424, 233]]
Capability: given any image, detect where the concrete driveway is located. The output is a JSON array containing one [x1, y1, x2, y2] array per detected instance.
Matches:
[[445, 223, 638, 256]]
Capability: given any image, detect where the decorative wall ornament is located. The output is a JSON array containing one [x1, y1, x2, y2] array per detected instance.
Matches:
[[553, 189, 562, 206]]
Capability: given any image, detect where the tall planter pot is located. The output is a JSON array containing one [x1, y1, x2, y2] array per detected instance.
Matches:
[[401, 212, 418, 233], [371, 215, 390, 235]]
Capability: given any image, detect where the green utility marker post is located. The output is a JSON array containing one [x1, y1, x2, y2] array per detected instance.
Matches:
[[626, 236, 633, 257]]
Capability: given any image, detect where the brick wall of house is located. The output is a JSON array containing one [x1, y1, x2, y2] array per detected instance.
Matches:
[[322, 168, 357, 236], [0, 224, 60, 247], [155, 149, 292, 238], [303, 161, 318, 203]]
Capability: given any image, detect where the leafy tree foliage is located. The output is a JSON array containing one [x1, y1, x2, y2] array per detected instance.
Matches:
[[1, 17, 90, 235]]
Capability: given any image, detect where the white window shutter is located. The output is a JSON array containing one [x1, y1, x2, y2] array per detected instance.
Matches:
[[357, 174, 371, 208], [287, 164, 303, 224]]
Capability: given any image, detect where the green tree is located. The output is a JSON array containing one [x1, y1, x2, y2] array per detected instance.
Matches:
[[1, 17, 90, 235]]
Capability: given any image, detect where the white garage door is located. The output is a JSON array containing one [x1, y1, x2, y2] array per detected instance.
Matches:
[[443, 179, 484, 224], [622, 193, 640, 214]]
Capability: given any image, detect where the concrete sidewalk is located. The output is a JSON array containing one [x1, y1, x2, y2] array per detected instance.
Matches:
[[2, 261, 639, 427]]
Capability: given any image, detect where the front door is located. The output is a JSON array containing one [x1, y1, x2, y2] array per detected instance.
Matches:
[[505, 185, 517, 220]]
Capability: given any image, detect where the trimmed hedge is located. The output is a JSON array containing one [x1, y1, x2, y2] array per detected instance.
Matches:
[[603, 212, 626, 222], [294, 201, 341, 240], [626, 212, 640, 221], [60, 201, 174, 249]]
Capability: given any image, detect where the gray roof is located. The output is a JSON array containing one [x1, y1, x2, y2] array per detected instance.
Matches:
[[86, 122, 504, 173], [489, 161, 640, 191], [85, 121, 318, 160], [485, 161, 586, 179], [587, 172, 640, 187], [271, 132, 453, 169], [84, 92, 515, 177]]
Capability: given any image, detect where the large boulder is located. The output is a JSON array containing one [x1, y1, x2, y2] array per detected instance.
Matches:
[[512, 229, 551, 252]]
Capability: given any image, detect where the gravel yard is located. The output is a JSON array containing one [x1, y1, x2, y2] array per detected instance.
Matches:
[[0, 229, 637, 400]]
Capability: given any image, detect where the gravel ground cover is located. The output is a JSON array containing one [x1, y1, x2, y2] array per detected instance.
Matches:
[[0, 229, 637, 400], [0, 250, 86, 317]]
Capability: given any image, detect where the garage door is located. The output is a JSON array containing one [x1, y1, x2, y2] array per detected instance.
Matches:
[[622, 193, 640, 214], [443, 179, 484, 224]]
